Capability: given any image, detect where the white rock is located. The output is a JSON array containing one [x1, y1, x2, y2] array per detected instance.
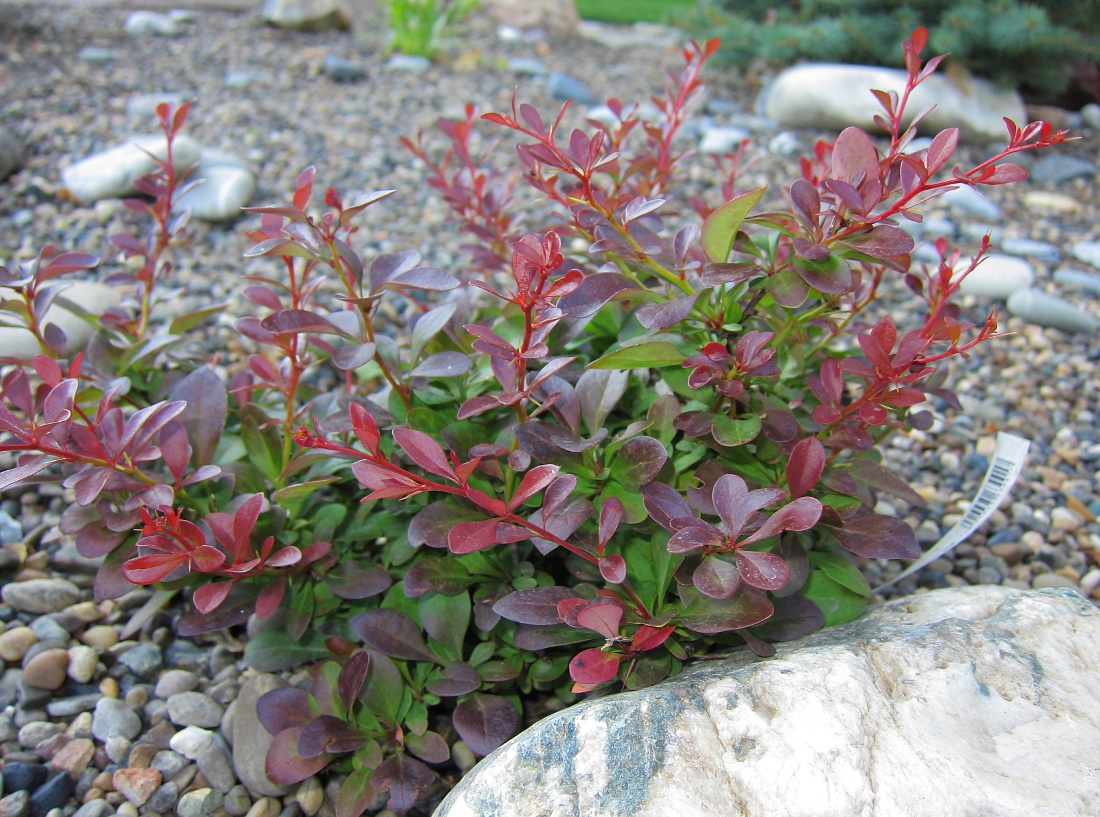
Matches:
[[170, 725, 215, 759], [481, 0, 579, 36], [437, 587, 1100, 817], [1071, 240, 1100, 269], [262, 0, 350, 31], [760, 63, 1026, 144], [1006, 288, 1097, 334], [125, 11, 180, 37], [126, 93, 185, 120], [937, 184, 1002, 221], [176, 150, 256, 222], [0, 281, 120, 358], [957, 253, 1034, 299], [698, 126, 750, 155], [60, 134, 202, 204]]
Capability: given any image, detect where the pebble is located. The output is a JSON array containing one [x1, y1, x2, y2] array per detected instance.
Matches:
[[547, 72, 595, 104], [66, 646, 98, 684], [80, 627, 118, 651], [18, 721, 59, 748], [124, 11, 179, 37], [507, 57, 545, 76], [999, 238, 1061, 263], [46, 693, 101, 718], [92, 699, 142, 743], [176, 788, 222, 817], [111, 768, 161, 807], [0, 791, 29, 817], [1053, 267, 1100, 295], [1, 580, 80, 614], [940, 185, 1002, 221], [385, 55, 430, 73], [957, 253, 1034, 299], [23, 649, 69, 691], [49, 738, 94, 777], [145, 781, 179, 813], [2, 763, 48, 793], [321, 54, 365, 82], [1005, 288, 1098, 334], [1031, 573, 1080, 590], [1072, 240, 1100, 269], [77, 46, 115, 63], [1022, 190, 1082, 214], [451, 741, 477, 773], [294, 778, 322, 817], [71, 801, 111, 817], [0, 628, 38, 662], [698, 125, 750, 155], [116, 644, 162, 678], [150, 750, 189, 779], [27, 773, 72, 817], [153, 670, 199, 699], [165, 693, 224, 729], [0, 511, 22, 544], [224, 70, 272, 89], [1029, 154, 1096, 185]]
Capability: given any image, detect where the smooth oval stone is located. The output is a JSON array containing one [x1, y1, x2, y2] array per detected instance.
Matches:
[[1054, 268, 1100, 295], [1, 762, 48, 793], [957, 254, 1034, 299], [1006, 288, 1098, 334], [60, 134, 201, 203], [27, 772, 73, 817]]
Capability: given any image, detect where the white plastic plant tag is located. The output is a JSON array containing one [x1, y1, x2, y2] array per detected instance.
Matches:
[[875, 432, 1031, 591]]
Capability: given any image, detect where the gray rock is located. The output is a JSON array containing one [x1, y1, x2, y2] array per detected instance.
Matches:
[[0, 670, 21, 708], [77, 47, 115, 63], [939, 185, 1003, 221], [698, 126, 750, 155], [71, 800, 112, 817], [482, 0, 579, 36], [0, 281, 120, 359], [163, 640, 207, 673], [224, 70, 272, 89], [767, 131, 799, 155], [957, 253, 1034, 299], [1006, 288, 1097, 334], [386, 55, 431, 72], [547, 72, 595, 104], [1082, 103, 1100, 130], [322, 54, 365, 82], [0, 511, 23, 545], [1071, 240, 1100, 269], [45, 693, 101, 718], [125, 93, 185, 120], [50, 543, 103, 574], [169, 727, 235, 793], [0, 791, 29, 817], [0, 126, 23, 181], [125, 11, 179, 36], [1, 579, 80, 614], [155, 669, 200, 699], [223, 785, 251, 817], [27, 771, 72, 817], [1029, 154, 1096, 185], [176, 788, 222, 817], [91, 698, 142, 743], [232, 674, 288, 796], [116, 643, 162, 678], [922, 214, 955, 238], [29, 618, 69, 643], [175, 150, 256, 222], [145, 781, 178, 814], [759, 63, 1025, 143], [577, 20, 678, 49], [166, 692, 224, 729], [507, 57, 545, 77], [60, 134, 202, 203], [1054, 267, 1100, 295], [437, 588, 1100, 817], [262, 0, 350, 31], [150, 750, 190, 779], [1000, 237, 1061, 263]]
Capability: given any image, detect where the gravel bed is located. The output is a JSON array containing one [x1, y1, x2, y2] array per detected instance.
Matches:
[[1, 3, 1099, 817]]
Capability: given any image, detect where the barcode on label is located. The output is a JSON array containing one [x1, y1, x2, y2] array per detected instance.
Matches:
[[874, 432, 1030, 592]]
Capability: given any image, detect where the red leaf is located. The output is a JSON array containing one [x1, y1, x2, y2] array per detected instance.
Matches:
[[193, 581, 234, 614], [348, 401, 380, 454], [298, 716, 366, 757], [448, 518, 501, 554], [508, 464, 560, 510], [452, 694, 519, 757], [735, 550, 791, 591], [981, 163, 1028, 185], [598, 554, 627, 584], [630, 624, 674, 653], [190, 545, 226, 573], [568, 648, 620, 685], [265, 726, 329, 785], [255, 577, 286, 618], [831, 126, 879, 186], [337, 651, 372, 712], [576, 602, 622, 639], [121, 551, 189, 584], [831, 514, 921, 559], [925, 127, 959, 174], [739, 497, 823, 547], [393, 428, 457, 482], [266, 546, 302, 568], [786, 437, 825, 499], [640, 482, 692, 530], [598, 498, 623, 550]]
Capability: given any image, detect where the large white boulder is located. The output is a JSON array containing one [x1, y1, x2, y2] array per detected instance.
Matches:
[[60, 134, 202, 204], [436, 586, 1100, 817], [0, 281, 120, 359], [262, 0, 350, 31], [759, 63, 1026, 144]]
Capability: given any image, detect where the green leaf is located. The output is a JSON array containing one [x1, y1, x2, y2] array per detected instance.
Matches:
[[809, 552, 871, 597], [312, 503, 347, 543], [801, 572, 866, 627], [168, 303, 228, 334], [600, 482, 648, 524], [711, 414, 761, 447], [241, 408, 283, 482], [588, 341, 684, 370], [419, 591, 470, 663], [286, 582, 314, 641], [272, 478, 339, 518], [701, 186, 767, 262], [336, 769, 375, 817], [243, 628, 329, 672], [360, 652, 404, 724]]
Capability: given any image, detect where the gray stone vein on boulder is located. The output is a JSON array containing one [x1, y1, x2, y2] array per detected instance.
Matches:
[[435, 587, 1100, 817]]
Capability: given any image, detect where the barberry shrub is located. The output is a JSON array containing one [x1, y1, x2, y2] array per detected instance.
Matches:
[[0, 29, 1069, 814]]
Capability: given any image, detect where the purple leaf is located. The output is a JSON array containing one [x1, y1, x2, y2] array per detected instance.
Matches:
[[383, 267, 460, 291], [403, 557, 472, 597], [925, 127, 960, 174], [256, 687, 312, 736], [751, 594, 824, 641], [598, 497, 623, 549], [831, 126, 879, 186], [610, 436, 667, 489], [575, 369, 629, 435], [830, 514, 921, 559], [404, 730, 451, 764], [0, 459, 59, 492], [636, 294, 697, 329], [692, 555, 742, 599], [169, 366, 227, 467], [368, 249, 420, 293], [786, 437, 825, 499], [452, 694, 519, 757], [527, 498, 593, 554], [843, 225, 914, 260], [677, 584, 774, 634], [493, 586, 579, 625], [338, 651, 371, 712], [298, 715, 366, 757], [372, 753, 437, 813], [411, 352, 471, 378], [793, 256, 853, 294], [767, 268, 810, 308], [739, 497, 823, 547], [558, 273, 641, 318], [349, 609, 440, 663], [261, 309, 347, 336], [266, 727, 330, 785], [790, 179, 821, 223], [512, 624, 593, 650], [409, 502, 485, 549], [641, 482, 692, 530], [598, 554, 627, 584], [426, 662, 481, 697], [325, 561, 391, 600], [700, 262, 761, 288], [448, 518, 502, 555], [736, 549, 790, 591], [332, 342, 376, 371]]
